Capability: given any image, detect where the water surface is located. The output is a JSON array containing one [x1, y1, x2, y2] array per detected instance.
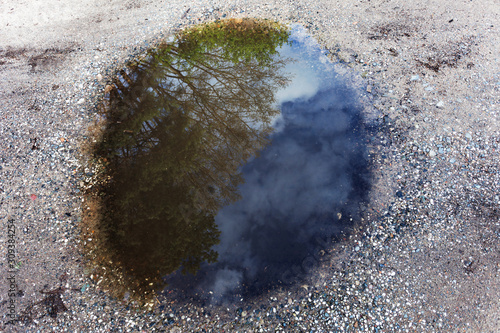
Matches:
[[84, 20, 369, 304]]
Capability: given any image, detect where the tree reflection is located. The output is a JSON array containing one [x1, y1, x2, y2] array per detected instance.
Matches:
[[84, 18, 291, 304]]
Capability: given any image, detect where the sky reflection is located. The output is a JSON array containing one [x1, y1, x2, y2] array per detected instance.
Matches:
[[167, 25, 370, 301]]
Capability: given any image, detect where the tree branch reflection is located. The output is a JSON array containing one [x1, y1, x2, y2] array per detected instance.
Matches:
[[85, 18, 291, 305]]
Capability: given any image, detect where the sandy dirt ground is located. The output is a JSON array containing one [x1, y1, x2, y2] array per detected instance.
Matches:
[[0, 0, 499, 332]]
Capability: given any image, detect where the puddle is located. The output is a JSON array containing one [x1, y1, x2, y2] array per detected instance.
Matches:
[[82, 19, 370, 306]]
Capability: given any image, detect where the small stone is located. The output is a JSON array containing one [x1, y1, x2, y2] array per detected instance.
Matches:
[[410, 75, 420, 81], [77, 98, 85, 104], [449, 158, 456, 163], [104, 85, 114, 94], [465, 133, 472, 140], [436, 101, 444, 108], [96, 74, 103, 81], [429, 150, 436, 157], [366, 85, 372, 93]]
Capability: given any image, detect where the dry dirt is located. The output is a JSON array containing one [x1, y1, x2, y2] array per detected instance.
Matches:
[[0, 0, 499, 332]]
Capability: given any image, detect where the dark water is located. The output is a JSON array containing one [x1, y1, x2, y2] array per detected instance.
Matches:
[[166, 26, 370, 302], [89, 20, 370, 304]]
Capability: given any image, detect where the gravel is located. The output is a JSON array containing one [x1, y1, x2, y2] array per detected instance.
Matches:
[[1, 0, 499, 332]]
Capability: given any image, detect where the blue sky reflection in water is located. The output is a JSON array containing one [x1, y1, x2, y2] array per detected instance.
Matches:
[[166, 25, 370, 301]]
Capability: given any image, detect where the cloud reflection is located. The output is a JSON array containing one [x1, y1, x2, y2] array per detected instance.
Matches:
[[166, 26, 370, 302]]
